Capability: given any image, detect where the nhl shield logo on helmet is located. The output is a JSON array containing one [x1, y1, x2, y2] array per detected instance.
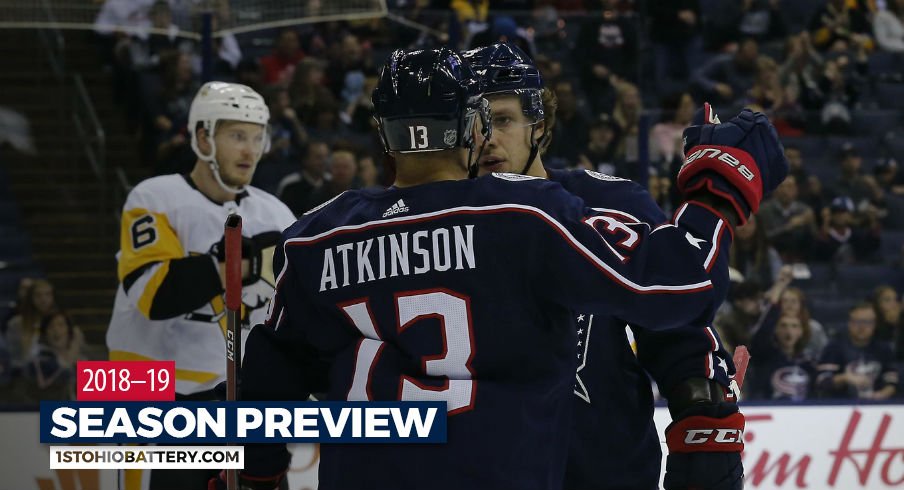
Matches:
[[444, 130, 457, 147]]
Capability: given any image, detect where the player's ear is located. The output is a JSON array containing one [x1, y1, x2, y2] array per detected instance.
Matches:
[[196, 124, 212, 153]]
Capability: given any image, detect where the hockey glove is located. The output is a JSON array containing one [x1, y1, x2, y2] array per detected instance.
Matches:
[[664, 401, 745, 490], [678, 103, 788, 225], [210, 234, 262, 286], [208, 469, 288, 490]]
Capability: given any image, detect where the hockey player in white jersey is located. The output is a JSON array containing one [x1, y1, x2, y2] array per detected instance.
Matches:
[[105, 82, 295, 489]]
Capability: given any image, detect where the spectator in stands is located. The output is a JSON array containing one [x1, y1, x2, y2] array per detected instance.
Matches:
[[575, 0, 638, 114], [468, 16, 534, 56], [761, 278, 830, 361], [577, 114, 621, 175], [5, 279, 57, 369], [201, 11, 243, 78], [277, 141, 330, 216], [747, 56, 784, 112], [812, 196, 881, 262], [648, 0, 703, 92], [611, 80, 642, 177], [145, 51, 199, 174], [649, 92, 694, 174], [25, 311, 80, 400], [749, 313, 816, 401], [738, 0, 788, 45], [810, 0, 875, 53], [874, 157, 904, 196], [2, 277, 33, 336], [305, 97, 354, 147], [326, 34, 370, 99], [748, 55, 807, 135], [758, 175, 817, 262], [235, 58, 264, 94], [451, 0, 490, 48], [832, 143, 873, 203], [357, 154, 379, 189], [40, 311, 82, 371], [817, 302, 898, 400], [529, 5, 567, 56], [692, 37, 761, 105], [646, 173, 672, 213], [289, 58, 334, 128], [303, 150, 358, 212], [715, 280, 765, 353], [264, 86, 308, 166], [874, 0, 904, 53], [872, 285, 902, 347], [259, 28, 305, 86], [815, 51, 868, 132], [545, 80, 588, 168], [534, 54, 562, 88], [780, 32, 825, 116], [730, 214, 783, 289], [120, 0, 188, 72], [784, 145, 808, 196], [341, 73, 379, 133]]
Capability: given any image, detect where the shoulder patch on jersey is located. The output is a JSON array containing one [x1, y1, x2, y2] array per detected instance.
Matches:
[[583, 169, 627, 182], [491, 172, 543, 182], [304, 191, 346, 216]]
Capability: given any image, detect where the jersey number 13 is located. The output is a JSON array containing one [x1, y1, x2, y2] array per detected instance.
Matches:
[[339, 289, 475, 414]]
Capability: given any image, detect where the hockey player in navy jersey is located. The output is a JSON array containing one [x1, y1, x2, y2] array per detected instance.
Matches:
[[224, 47, 786, 490], [463, 43, 747, 490]]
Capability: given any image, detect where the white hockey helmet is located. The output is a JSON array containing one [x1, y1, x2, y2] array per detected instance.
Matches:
[[188, 82, 271, 193]]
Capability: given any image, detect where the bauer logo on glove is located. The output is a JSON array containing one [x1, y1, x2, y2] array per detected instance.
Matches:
[[677, 102, 789, 225], [684, 147, 757, 182]]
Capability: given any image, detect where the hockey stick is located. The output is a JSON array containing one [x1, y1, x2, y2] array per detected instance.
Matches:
[[224, 214, 243, 490], [732, 345, 751, 391]]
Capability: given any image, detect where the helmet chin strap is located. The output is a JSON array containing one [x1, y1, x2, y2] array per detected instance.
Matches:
[[468, 136, 489, 179], [199, 128, 245, 195], [519, 123, 551, 176], [209, 160, 245, 195]]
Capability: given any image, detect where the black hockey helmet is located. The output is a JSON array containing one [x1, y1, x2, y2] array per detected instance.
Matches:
[[461, 42, 549, 175], [461, 42, 544, 121], [372, 47, 491, 159]]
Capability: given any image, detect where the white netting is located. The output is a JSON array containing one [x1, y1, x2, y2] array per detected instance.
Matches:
[[0, 0, 387, 39]]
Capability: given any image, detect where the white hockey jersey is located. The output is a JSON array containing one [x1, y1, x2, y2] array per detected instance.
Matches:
[[106, 174, 296, 395]]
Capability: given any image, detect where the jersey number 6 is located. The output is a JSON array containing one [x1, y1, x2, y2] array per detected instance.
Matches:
[[130, 215, 158, 250], [339, 289, 475, 414]]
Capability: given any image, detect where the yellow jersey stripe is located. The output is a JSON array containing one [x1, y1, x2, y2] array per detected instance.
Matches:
[[118, 208, 185, 281], [136, 261, 170, 318]]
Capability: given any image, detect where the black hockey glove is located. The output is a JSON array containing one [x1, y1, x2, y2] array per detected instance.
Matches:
[[664, 379, 745, 490], [210, 234, 262, 286]]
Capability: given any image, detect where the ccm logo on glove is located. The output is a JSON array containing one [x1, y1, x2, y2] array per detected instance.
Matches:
[[683, 428, 744, 445], [684, 146, 755, 182]]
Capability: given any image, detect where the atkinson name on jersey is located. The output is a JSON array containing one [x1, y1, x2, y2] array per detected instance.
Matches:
[[319, 225, 476, 291]]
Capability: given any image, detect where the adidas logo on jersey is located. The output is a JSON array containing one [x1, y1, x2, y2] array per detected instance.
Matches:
[[382, 199, 410, 218]]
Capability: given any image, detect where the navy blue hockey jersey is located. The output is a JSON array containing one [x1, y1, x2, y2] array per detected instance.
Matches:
[[816, 337, 898, 398], [548, 168, 734, 490], [241, 173, 733, 490]]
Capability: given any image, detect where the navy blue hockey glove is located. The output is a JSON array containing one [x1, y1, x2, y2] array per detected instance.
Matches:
[[664, 402, 745, 490], [678, 103, 788, 225]]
